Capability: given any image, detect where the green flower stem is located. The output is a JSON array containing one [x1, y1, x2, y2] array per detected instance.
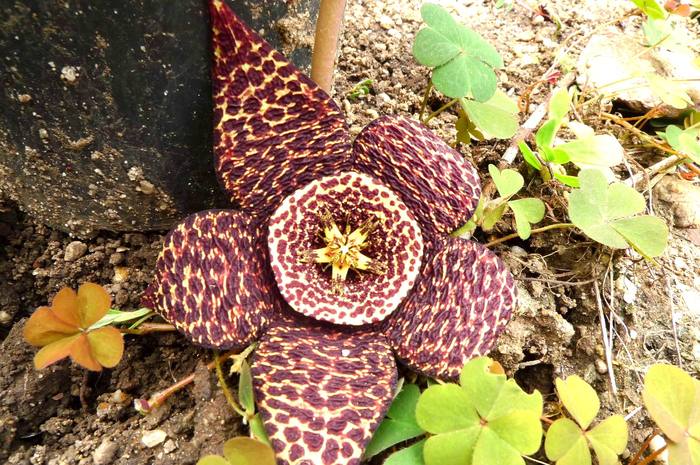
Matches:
[[423, 98, 459, 124], [418, 80, 433, 122], [214, 350, 249, 419], [484, 223, 575, 248], [450, 221, 475, 238]]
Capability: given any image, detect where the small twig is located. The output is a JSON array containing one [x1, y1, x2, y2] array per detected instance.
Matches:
[[120, 322, 177, 335], [501, 73, 577, 164], [484, 223, 575, 248], [624, 406, 643, 421], [310, 0, 347, 92], [667, 277, 683, 369], [594, 281, 618, 395], [134, 349, 239, 413], [623, 155, 686, 187], [423, 98, 459, 124], [523, 455, 550, 465]]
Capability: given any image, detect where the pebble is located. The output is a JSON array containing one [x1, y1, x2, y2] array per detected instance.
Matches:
[[112, 266, 130, 283], [138, 180, 155, 195], [163, 440, 177, 454], [39, 128, 48, 140], [60, 65, 78, 83], [64, 241, 88, 261], [0, 311, 11, 325], [18, 93, 32, 103], [108, 252, 124, 265], [378, 14, 394, 30], [595, 359, 608, 374], [93, 439, 118, 465], [141, 429, 167, 448]]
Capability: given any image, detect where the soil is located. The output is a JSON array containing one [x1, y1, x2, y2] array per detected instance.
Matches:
[[2, 0, 700, 464]]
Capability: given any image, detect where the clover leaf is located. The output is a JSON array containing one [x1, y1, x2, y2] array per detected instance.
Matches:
[[458, 90, 518, 140], [482, 165, 545, 239], [545, 375, 628, 465], [631, 0, 667, 19], [197, 437, 276, 465], [23, 283, 125, 371], [568, 169, 668, 258], [366, 383, 425, 459], [642, 364, 700, 465], [416, 356, 543, 465], [384, 439, 426, 465], [663, 125, 700, 164], [413, 3, 502, 100]]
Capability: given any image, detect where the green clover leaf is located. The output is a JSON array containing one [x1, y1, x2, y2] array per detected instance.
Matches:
[[416, 357, 543, 465], [413, 4, 502, 100], [568, 169, 668, 258]]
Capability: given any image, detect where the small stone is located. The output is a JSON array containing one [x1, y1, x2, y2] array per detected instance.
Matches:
[[64, 241, 88, 261], [378, 14, 393, 30], [60, 65, 79, 83], [39, 128, 48, 139], [0, 311, 11, 325], [163, 440, 177, 454], [18, 94, 32, 103], [112, 267, 130, 283], [114, 289, 129, 306], [141, 429, 167, 448], [595, 359, 608, 374], [138, 180, 155, 195], [93, 439, 118, 465], [655, 177, 700, 228], [108, 253, 124, 265]]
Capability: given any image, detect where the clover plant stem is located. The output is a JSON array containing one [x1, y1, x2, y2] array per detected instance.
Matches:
[[120, 322, 176, 335], [484, 223, 575, 248], [424, 98, 459, 124], [310, 0, 347, 92], [418, 80, 433, 122], [634, 444, 667, 465], [627, 431, 659, 465], [214, 350, 248, 418]]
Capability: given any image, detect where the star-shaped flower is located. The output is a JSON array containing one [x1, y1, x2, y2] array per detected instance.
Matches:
[[143, 2, 517, 464]]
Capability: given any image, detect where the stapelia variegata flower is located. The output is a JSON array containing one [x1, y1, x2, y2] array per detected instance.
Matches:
[[143, 2, 517, 464]]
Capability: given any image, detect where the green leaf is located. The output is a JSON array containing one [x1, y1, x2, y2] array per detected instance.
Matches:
[[460, 91, 518, 139], [568, 169, 668, 256], [413, 28, 461, 67], [555, 376, 600, 430], [384, 440, 426, 465], [482, 200, 508, 231], [90, 308, 153, 329], [197, 455, 231, 465], [472, 426, 524, 465], [222, 437, 276, 465], [416, 384, 479, 433], [643, 364, 700, 443], [424, 429, 480, 465], [630, 0, 667, 19], [416, 4, 502, 99], [489, 164, 524, 198], [365, 384, 425, 459], [554, 134, 624, 172], [249, 414, 270, 445], [666, 125, 700, 164], [542, 146, 571, 165], [553, 172, 579, 187], [519, 141, 542, 170], [488, 409, 543, 455], [509, 198, 545, 239], [456, 110, 486, 143], [587, 415, 629, 465], [544, 418, 591, 465], [238, 360, 255, 415], [548, 88, 570, 121], [536, 119, 561, 148]]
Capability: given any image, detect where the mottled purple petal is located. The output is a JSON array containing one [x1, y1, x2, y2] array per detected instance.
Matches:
[[267, 171, 424, 325], [210, 0, 350, 218], [352, 116, 481, 238], [383, 237, 516, 379], [142, 210, 280, 348], [252, 316, 397, 465]]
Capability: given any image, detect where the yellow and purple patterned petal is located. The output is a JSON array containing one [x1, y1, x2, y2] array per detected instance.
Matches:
[[352, 116, 481, 238], [383, 237, 516, 380], [142, 210, 280, 349], [252, 316, 397, 465], [267, 171, 424, 325], [210, 0, 351, 218]]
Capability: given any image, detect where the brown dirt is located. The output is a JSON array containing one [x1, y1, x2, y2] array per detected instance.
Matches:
[[2, 0, 700, 464]]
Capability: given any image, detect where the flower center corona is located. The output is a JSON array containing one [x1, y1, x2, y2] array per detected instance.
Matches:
[[267, 171, 424, 326], [303, 211, 387, 295]]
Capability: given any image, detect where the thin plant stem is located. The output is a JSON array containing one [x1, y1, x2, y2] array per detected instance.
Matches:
[[484, 223, 575, 248], [628, 431, 659, 465], [424, 98, 459, 123], [214, 350, 248, 418], [134, 349, 239, 413], [418, 80, 433, 122], [310, 0, 347, 92], [451, 221, 474, 238], [120, 322, 176, 335], [636, 444, 667, 465]]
